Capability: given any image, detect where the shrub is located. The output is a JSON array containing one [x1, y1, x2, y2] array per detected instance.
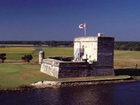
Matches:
[[0, 53, 6, 63], [21, 54, 33, 63]]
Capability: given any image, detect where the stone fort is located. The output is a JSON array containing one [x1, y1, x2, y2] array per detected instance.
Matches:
[[40, 33, 114, 78]]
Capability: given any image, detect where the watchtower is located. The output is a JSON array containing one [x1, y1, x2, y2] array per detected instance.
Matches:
[[74, 34, 114, 74]]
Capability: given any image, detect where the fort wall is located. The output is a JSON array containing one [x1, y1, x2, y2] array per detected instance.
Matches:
[[40, 35, 115, 78], [41, 58, 114, 78]]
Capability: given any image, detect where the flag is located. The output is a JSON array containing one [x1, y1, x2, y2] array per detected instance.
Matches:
[[79, 23, 86, 29]]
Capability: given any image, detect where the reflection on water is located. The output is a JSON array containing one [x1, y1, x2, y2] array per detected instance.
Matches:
[[0, 82, 140, 105], [56, 85, 114, 105]]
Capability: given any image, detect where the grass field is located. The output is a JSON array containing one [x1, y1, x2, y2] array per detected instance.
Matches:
[[114, 50, 140, 68], [0, 63, 56, 89], [0, 47, 73, 63], [0, 47, 140, 89], [0, 47, 139, 68]]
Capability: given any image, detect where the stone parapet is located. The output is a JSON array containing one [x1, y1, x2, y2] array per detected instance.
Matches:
[[40, 58, 114, 78]]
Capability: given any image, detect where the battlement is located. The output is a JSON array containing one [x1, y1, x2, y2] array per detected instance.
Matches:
[[41, 57, 114, 78]]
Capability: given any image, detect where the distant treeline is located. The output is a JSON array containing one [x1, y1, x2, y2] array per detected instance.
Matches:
[[0, 41, 73, 47], [115, 41, 140, 51], [0, 41, 140, 51]]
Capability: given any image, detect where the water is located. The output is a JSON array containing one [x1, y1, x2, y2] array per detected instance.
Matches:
[[0, 82, 140, 105]]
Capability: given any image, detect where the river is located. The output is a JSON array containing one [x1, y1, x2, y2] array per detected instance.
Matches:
[[0, 81, 140, 105]]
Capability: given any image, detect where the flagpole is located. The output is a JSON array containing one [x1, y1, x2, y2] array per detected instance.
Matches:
[[79, 23, 87, 36], [84, 23, 86, 36]]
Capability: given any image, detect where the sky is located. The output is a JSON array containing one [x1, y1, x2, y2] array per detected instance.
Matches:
[[0, 0, 140, 41]]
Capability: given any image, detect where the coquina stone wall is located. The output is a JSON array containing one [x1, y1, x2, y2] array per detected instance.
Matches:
[[40, 58, 114, 78]]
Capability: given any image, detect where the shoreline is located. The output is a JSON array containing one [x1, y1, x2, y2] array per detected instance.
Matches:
[[0, 75, 137, 92], [30, 75, 134, 88]]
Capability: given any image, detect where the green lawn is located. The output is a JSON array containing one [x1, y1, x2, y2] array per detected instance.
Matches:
[[114, 50, 140, 68], [43, 47, 73, 57], [0, 47, 73, 63], [115, 50, 140, 59], [0, 64, 56, 89], [0, 47, 36, 62]]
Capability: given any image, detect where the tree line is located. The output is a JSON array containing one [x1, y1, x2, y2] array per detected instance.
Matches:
[[0, 41, 73, 47], [115, 41, 140, 51], [0, 41, 140, 51]]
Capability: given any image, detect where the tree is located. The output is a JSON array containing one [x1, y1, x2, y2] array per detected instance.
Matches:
[[21, 54, 33, 63], [0, 53, 6, 63]]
